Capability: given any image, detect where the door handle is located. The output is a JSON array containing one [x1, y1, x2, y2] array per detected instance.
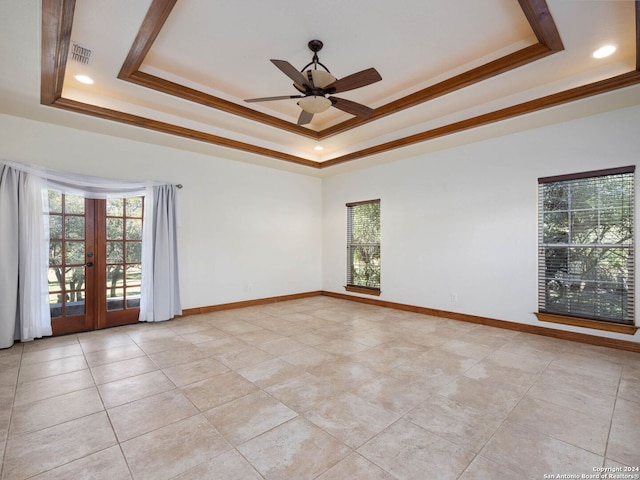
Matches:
[[86, 261, 94, 267]]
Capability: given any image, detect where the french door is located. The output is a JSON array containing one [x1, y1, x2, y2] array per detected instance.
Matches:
[[47, 192, 144, 335]]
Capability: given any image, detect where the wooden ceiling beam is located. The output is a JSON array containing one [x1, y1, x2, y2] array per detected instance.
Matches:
[[41, 0, 75, 104]]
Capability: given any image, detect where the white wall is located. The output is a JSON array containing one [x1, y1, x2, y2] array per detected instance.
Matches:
[[322, 105, 640, 343], [0, 114, 322, 309], [3, 104, 640, 344]]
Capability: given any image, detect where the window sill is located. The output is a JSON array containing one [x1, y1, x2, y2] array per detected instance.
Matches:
[[535, 312, 638, 335], [345, 285, 381, 296]]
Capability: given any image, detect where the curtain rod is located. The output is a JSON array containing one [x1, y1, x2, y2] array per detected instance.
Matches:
[[176, 184, 183, 189]]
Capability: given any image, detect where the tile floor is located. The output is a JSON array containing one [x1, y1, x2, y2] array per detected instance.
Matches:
[[0, 296, 639, 479]]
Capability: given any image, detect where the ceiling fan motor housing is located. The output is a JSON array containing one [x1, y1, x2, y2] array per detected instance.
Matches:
[[308, 39, 323, 52]]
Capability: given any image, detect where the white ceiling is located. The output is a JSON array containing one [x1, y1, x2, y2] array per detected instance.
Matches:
[[1, 0, 639, 176]]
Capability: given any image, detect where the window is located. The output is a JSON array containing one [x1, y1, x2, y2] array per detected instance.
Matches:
[[346, 199, 381, 295], [537, 167, 634, 329]]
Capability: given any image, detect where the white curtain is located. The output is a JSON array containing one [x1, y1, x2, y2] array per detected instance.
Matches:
[[0, 164, 52, 348], [0, 161, 182, 347], [139, 185, 182, 321]]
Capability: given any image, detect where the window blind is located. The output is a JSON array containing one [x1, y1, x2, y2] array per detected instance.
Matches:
[[538, 167, 635, 325], [347, 199, 381, 289]]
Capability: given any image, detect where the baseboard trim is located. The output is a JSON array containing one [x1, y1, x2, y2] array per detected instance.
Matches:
[[180, 290, 640, 353], [181, 291, 323, 316], [321, 291, 640, 353]]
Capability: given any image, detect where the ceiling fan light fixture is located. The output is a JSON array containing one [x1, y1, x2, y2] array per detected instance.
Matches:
[[309, 70, 336, 88], [298, 95, 332, 114]]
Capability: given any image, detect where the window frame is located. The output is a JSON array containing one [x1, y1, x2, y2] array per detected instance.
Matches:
[[536, 166, 637, 334], [346, 199, 381, 296]]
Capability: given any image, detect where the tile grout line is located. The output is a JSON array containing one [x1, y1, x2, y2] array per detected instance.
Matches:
[[88, 337, 139, 480], [0, 344, 24, 480], [601, 362, 624, 468]]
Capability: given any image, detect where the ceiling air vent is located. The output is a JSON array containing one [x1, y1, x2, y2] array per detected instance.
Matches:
[[70, 42, 93, 65]]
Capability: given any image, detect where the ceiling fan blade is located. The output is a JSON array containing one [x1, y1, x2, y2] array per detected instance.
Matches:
[[271, 59, 312, 89], [325, 68, 382, 94], [329, 97, 374, 118], [297, 110, 314, 125], [245, 95, 304, 103]]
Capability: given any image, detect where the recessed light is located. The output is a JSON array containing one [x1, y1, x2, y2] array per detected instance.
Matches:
[[314, 145, 324, 151], [592, 45, 616, 59], [74, 74, 94, 84]]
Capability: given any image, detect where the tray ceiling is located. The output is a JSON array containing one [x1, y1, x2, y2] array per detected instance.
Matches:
[[3, 0, 639, 174]]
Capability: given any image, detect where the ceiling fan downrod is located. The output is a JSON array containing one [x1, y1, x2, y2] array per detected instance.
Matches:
[[301, 39, 331, 73]]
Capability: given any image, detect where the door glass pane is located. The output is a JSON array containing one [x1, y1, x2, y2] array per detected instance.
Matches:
[[67, 295, 85, 315], [107, 288, 124, 311], [106, 218, 123, 240], [65, 267, 85, 291], [106, 241, 124, 263], [49, 241, 62, 265], [65, 216, 85, 239], [66, 289, 84, 303], [126, 242, 142, 263], [106, 266, 124, 293], [126, 197, 143, 217], [48, 267, 64, 319], [126, 265, 142, 284], [49, 216, 62, 239], [48, 268, 63, 290], [126, 286, 141, 308], [48, 191, 62, 213], [49, 293, 63, 318], [126, 219, 142, 240], [107, 199, 123, 216], [65, 241, 85, 265], [64, 195, 85, 214]]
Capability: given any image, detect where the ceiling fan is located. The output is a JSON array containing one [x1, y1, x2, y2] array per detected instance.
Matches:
[[245, 40, 382, 126]]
